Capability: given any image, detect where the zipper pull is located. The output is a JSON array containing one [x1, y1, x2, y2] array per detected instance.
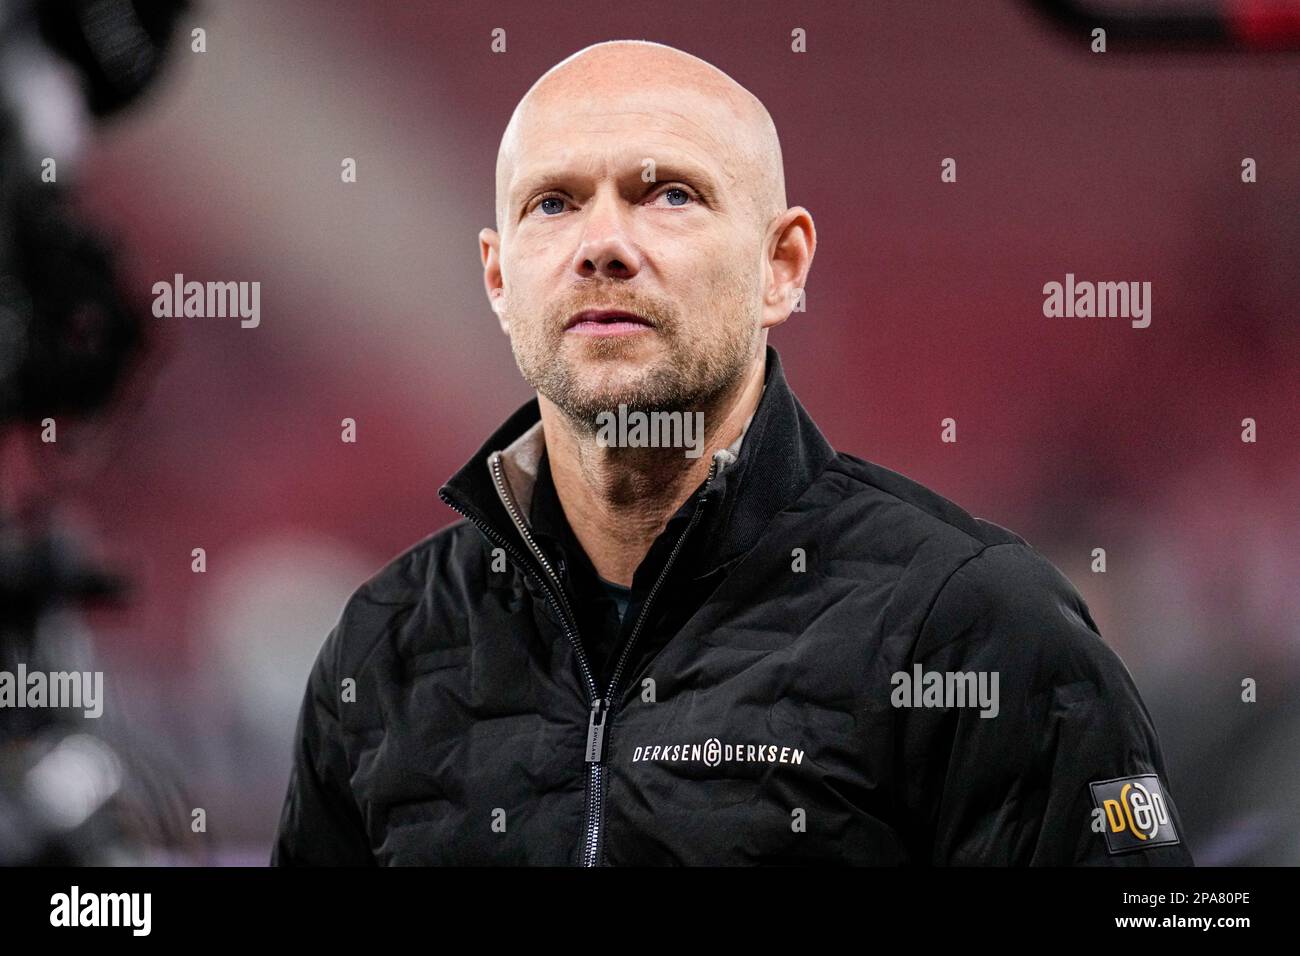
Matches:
[[585, 697, 609, 764]]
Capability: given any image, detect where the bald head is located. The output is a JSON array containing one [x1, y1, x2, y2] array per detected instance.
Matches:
[[494, 40, 787, 234]]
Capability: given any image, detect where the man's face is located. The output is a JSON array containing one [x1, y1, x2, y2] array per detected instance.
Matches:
[[486, 85, 768, 430]]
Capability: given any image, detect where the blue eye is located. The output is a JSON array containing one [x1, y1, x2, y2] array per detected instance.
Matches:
[[531, 185, 698, 217]]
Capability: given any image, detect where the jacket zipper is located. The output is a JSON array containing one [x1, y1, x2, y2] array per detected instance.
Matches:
[[586, 455, 717, 865], [440, 458, 604, 867], [440, 452, 719, 867]]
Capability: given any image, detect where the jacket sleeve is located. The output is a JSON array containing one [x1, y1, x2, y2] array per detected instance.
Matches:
[[270, 624, 376, 866], [902, 541, 1194, 866]]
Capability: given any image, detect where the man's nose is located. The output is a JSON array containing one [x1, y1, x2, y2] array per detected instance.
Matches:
[[571, 188, 641, 280]]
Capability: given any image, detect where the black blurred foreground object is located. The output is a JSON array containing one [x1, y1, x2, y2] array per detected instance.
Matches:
[[0, 0, 195, 864], [1030, 0, 1300, 49]]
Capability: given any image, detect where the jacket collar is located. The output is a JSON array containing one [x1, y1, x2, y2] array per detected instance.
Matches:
[[438, 344, 836, 582]]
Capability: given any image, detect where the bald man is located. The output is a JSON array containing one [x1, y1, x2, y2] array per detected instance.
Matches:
[[272, 40, 1192, 866]]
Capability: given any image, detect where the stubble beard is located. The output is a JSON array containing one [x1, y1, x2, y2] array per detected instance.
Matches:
[[506, 278, 760, 437]]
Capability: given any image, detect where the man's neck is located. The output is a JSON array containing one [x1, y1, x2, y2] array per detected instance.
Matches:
[[539, 350, 766, 587]]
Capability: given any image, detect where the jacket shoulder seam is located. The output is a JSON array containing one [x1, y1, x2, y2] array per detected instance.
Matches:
[[330, 517, 475, 683], [821, 456, 1000, 550], [914, 540, 1031, 642]]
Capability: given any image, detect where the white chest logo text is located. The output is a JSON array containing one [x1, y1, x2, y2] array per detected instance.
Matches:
[[631, 737, 804, 767]]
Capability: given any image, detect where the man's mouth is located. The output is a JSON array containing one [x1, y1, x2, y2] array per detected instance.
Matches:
[[564, 310, 655, 337]]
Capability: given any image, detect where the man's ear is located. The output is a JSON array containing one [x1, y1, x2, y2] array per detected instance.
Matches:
[[760, 207, 816, 330], [479, 227, 509, 334]]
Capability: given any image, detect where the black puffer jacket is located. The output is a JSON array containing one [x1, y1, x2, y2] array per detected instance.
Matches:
[[272, 345, 1193, 866]]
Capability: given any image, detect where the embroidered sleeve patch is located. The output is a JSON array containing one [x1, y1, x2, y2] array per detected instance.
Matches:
[[1089, 774, 1181, 853]]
